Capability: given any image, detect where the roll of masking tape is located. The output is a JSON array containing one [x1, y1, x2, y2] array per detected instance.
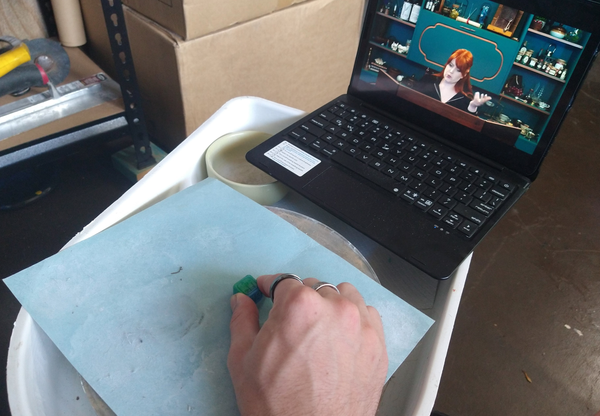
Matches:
[[0, 43, 31, 78], [50, 0, 87, 47]]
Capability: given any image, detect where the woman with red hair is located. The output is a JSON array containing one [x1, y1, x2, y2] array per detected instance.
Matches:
[[416, 49, 491, 113]]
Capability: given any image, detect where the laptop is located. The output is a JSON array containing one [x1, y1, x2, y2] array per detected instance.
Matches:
[[247, 0, 600, 279]]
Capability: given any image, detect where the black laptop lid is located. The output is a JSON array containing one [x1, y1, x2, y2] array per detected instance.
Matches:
[[348, 0, 600, 181]]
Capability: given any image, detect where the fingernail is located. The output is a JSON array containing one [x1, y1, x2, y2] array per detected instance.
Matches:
[[230, 294, 239, 312]]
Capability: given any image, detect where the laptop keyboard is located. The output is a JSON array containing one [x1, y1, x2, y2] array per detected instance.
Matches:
[[283, 100, 517, 238]]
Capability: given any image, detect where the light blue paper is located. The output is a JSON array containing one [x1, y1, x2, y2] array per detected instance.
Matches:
[[4, 178, 433, 416]]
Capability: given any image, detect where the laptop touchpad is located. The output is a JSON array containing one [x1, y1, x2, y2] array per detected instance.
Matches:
[[304, 168, 400, 232]]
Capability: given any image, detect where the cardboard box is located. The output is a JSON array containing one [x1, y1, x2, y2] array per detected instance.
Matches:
[[0, 47, 123, 152], [122, 0, 308, 40], [122, 0, 364, 150]]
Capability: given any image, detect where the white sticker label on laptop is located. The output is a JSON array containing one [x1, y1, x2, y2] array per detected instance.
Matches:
[[265, 141, 321, 177]]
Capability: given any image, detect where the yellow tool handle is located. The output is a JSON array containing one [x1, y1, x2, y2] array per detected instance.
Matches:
[[0, 43, 31, 78]]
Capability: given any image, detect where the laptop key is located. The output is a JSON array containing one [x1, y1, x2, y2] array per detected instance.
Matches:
[[423, 188, 441, 200], [412, 169, 427, 180], [372, 150, 387, 159], [369, 159, 387, 171], [430, 168, 447, 179], [409, 181, 427, 193], [383, 166, 399, 177], [289, 129, 305, 140], [484, 172, 499, 183], [474, 189, 492, 204], [459, 171, 477, 183], [470, 200, 494, 216], [443, 215, 462, 228], [347, 136, 361, 146], [298, 132, 317, 145], [439, 196, 457, 210], [396, 174, 412, 185], [475, 178, 493, 191], [384, 155, 400, 166], [342, 124, 357, 133], [318, 111, 336, 122], [359, 142, 376, 152], [357, 153, 373, 163], [415, 197, 435, 211], [488, 196, 503, 207], [300, 122, 326, 138], [454, 191, 473, 204], [332, 117, 345, 126], [429, 204, 449, 219], [498, 180, 516, 193], [333, 139, 347, 149], [458, 220, 478, 238], [310, 118, 327, 129], [439, 183, 456, 195], [325, 125, 341, 134], [344, 146, 361, 157], [453, 203, 485, 225], [321, 146, 338, 157], [322, 133, 336, 143], [387, 184, 406, 196], [457, 181, 476, 194], [337, 130, 351, 140], [401, 189, 419, 203], [310, 140, 325, 151], [490, 185, 509, 199]]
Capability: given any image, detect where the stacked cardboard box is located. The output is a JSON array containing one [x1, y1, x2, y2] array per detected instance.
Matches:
[[80, 0, 365, 150], [122, 0, 309, 40]]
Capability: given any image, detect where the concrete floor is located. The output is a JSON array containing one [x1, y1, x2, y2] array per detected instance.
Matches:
[[0, 60, 598, 416]]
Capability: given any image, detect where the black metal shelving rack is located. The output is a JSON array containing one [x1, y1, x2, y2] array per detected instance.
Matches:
[[0, 0, 155, 175]]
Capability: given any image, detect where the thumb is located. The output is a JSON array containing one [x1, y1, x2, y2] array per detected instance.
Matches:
[[227, 293, 260, 378]]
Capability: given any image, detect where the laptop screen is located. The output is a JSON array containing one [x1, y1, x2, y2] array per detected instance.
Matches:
[[349, 0, 600, 180]]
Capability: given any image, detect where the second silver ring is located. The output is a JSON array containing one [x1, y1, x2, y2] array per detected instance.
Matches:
[[311, 281, 340, 295]]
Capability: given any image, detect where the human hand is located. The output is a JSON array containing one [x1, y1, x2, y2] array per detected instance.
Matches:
[[468, 91, 492, 112], [228, 274, 388, 416]]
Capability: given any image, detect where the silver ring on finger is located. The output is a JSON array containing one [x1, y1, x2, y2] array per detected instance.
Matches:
[[269, 273, 303, 302], [311, 281, 340, 295]]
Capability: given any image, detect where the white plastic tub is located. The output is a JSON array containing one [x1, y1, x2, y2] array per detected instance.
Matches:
[[7, 96, 471, 416]]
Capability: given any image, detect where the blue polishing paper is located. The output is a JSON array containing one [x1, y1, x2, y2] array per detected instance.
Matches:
[[4, 178, 433, 416]]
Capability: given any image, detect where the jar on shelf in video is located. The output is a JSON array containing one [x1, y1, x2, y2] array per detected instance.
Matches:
[[555, 59, 568, 79], [550, 24, 567, 39], [520, 49, 532, 65], [515, 41, 528, 63], [449, 4, 459, 19], [566, 28, 582, 44], [531, 16, 546, 31], [554, 59, 566, 72]]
